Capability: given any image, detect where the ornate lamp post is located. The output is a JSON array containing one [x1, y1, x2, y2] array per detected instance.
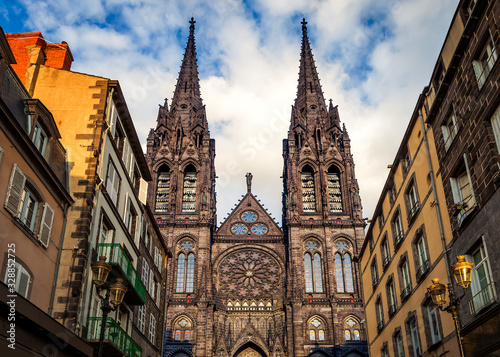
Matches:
[[427, 256, 474, 357], [91, 256, 128, 357]]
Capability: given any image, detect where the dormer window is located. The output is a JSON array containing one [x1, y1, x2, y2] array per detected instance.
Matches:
[[32, 123, 48, 156]]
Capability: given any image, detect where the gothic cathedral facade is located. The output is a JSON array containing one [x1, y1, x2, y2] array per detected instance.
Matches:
[[146, 19, 368, 357]]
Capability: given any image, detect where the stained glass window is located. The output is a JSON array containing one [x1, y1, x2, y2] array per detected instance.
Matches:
[[176, 253, 185, 292], [354, 329, 360, 340], [251, 224, 268, 235], [335, 253, 344, 293], [318, 330, 325, 341], [184, 330, 190, 340], [186, 253, 195, 292], [241, 211, 257, 222], [313, 253, 323, 293], [304, 254, 314, 292], [231, 224, 248, 235], [175, 330, 181, 340], [344, 253, 354, 293], [309, 330, 316, 340], [345, 330, 351, 340]]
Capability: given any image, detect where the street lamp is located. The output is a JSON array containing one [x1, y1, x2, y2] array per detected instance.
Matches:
[[91, 256, 128, 357], [427, 256, 473, 357]]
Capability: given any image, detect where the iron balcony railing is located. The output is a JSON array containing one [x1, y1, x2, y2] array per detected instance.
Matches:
[[87, 317, 142, 357], [97, 243, 146, 303], [377, 320, 385, 333], [388, 303, 397, 317], [468, 282, 496, 314], [416, 260, 430, 281], [400, 284, 412, 302]]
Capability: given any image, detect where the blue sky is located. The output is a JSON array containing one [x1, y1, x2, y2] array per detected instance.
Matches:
[[2, 0, 459, 225]]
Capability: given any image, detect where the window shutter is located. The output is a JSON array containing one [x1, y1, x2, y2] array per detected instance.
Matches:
[[134, 215, 140, 246], [142, 258, 149, 286], [139, 178, 148, 205], [149, 269, 154, 295], [17, 265, 31, 298], [0, 145, 4, 166], [123, 193, 129, 222], [38, 203, 55, 248], [472, 60, 484, 88], [156, 282, 161, 306], [4, 164, 26, 217]]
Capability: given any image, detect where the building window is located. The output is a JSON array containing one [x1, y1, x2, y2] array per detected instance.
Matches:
[[182, 165, 197, 212], [141, 258, 149, 288], [393, 329, 405, 357], [375, 296, 384, 332], [387, 277, 397, 317], [137, 305, 146, 333], [3, 261, 31, 298], [389, 184, 397, 206], [4, 165, 54, 247], [173, 317, 192, 342], [405, 179, 419, 221], [345, 330, 351, 341], [371, 258, 379, 288], [427, 305, 441, 344], [468, 242, 495, 313], [407, 317, 422, 357], [392, 209, 404, 248], [472, 29, 497, 89], [105, 159, 121, 206], [381, 343, 390, 357], [149, 314, 156, 343], [307, 317, 326, 342], [155, 165, 170, 213], [304, 252, 323, 293], [381, 236, 391, 269], [301, 165, 316, 213], [344, 253, 354, 293], [413, 229, 430, 282], [402, 150, 412, 175], [327, 166, 342, 212], [492, 104, 500, 154], [335, 253, 344, 293], [176, 252, 195, 293], [450, 160, 476, 224], [353, 329, 360, 340], [441, 107, 459, 151], [32, 122, 48, 156], [399, 257, 412, 302]]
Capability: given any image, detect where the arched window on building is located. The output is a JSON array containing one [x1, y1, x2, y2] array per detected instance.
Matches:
[[335, 253, 344, 293], [176, 240, 195, 293], [327, 165, 342, 212], [344, 253, 354, 293], [301, 165, 316, 213], [334, 240, 355, 294], [304, 242, 324, 293], [343, 316, 362, 343], [173, 317, 193, 341], [307, 316, 327, 342], [182, 165, 197, 212], [155, 164, 170, 212]]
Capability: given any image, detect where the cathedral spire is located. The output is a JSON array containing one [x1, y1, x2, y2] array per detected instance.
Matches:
[[170, 17, 205, 120], [293, 18, 327, 129]]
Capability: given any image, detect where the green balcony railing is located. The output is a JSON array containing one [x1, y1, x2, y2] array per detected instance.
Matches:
[[87, 317, 142, 357], [97, 243, 146, 303]]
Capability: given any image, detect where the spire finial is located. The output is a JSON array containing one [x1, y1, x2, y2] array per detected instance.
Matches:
[[246, 172, 253, 193], [301, 18, 308, 35], [189, 17, 196, 35]]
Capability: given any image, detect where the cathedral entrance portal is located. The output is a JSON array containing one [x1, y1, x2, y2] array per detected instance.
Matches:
[[233, 343, 267, 357]]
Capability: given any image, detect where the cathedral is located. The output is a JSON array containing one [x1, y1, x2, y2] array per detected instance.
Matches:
[[146, 18, 368, 357]]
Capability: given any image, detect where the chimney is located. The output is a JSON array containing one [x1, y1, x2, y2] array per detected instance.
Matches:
[[45, 42, 73, 71]]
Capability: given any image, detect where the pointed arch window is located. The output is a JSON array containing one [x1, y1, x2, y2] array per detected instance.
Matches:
[[173, 316, 193, 342], [307, 317, 327, 342], [327, 165, 342, 212], [182, 165, 197, 212], [155, 165, 170, 212], [335, 253, 344, 293], [304, 252, 323, 293], [176, 252, 195, 293], [301, 165, 316, 213], [335, 252, 354, 293]]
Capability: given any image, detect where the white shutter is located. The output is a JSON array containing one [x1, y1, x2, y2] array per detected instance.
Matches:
[[123, 193, 129, 222], [491, 105, 500, 154], [17, 267, 31, 298], [122, 139, 130, 170], [156, 282, 161, 306], [472, 60, 485, 88], [0, 145, 4, 166], [134, 215, 140, 246], [138, 178, 148, 205], [38, 203, 54, 248], [141, 259, 149, 286], [149, 269, 154, 295], [4, 164, 26, 217]]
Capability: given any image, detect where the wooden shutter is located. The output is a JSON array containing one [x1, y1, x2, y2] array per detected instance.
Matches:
[[38, 203, 54, 248], [4, 164, 26, 217], [16, 264, 31, 298], [139, 178, 148, 205], [149, 269, 154, 295]]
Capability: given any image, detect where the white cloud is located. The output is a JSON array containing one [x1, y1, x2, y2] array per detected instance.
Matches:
[[12, 0, 459, 226]]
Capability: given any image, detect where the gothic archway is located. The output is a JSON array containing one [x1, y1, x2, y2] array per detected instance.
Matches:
[[233, 342, 267, 357]]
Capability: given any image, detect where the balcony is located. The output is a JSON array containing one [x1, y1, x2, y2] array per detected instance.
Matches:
[[416, 260, 430, 281], [87, 317, 142, 357], [377, 320, 385, 333], [382, 255, 391, 269], [468, 282, 496, 314], [98, 243, 146, 305], [400, 285, 412, 302], [388, 303, 397, 317]]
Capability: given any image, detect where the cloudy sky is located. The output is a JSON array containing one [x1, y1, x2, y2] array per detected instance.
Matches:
[[3, 0, 458, 227]]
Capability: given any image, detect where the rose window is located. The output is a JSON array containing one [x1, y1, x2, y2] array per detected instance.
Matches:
[[241, 211, 257, 223], [231, 224, 248, 235], [218, 250, 281, 298], [251, 224, 268, 235]]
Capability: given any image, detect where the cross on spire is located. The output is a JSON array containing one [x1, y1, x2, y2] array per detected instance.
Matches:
[[189, 17, 196, 35], [301, 18, 308, 33]]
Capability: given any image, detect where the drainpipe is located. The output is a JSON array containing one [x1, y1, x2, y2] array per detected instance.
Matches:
[[418, 109, 453, 284], [49, 202, 69, 316]]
